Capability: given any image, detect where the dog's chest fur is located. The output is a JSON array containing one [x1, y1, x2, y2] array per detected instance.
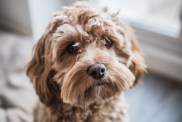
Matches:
[[34, 94, 127, 122]]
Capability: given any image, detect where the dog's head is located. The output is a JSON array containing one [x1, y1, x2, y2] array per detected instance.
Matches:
[[26, 2, 146, 108]]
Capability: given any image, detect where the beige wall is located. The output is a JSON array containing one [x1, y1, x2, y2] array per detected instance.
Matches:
[[0, 0, 31, 35]]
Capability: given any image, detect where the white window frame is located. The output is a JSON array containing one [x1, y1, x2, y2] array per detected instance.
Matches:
[[130, 20, 182, 81]]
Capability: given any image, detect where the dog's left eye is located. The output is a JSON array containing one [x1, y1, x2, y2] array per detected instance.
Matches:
[[67, 44, 78, 54], [104, 37, 113, 48]]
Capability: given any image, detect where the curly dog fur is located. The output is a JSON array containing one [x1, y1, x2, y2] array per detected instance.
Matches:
[[26, 2, 146, 122]]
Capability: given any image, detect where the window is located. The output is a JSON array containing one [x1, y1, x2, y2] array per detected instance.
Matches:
[[90, 0, 181, 37]]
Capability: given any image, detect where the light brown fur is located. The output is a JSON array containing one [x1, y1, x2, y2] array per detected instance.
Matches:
[[26, 2, 146, 122]]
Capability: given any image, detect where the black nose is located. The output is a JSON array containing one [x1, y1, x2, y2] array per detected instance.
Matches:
[[88, 64, 106, 80]]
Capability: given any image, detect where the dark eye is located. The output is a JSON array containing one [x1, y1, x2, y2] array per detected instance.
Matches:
[[104, 37, 113, 48], [67, 43, 78, 54]]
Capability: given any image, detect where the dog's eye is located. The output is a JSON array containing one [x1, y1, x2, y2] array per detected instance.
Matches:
[[104, 37, 113, 48], [67, 44, 78, 54]]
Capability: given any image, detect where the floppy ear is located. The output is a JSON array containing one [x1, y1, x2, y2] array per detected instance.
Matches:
[[121, 25, 146, 85], [111, 14, 146, 85], [128, 34, 146, 85], [26, 32, 59, 106]]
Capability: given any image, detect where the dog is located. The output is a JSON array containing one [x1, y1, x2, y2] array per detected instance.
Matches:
[[26, 2, 146, 122]]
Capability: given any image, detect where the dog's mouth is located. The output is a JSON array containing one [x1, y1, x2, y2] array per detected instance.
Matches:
[[94, 80, 106, 86], [84, 80, 106, 96]]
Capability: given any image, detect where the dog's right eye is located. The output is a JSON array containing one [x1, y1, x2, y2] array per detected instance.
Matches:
[[67, 44, 78, 54], [104, 37, 113, 48]]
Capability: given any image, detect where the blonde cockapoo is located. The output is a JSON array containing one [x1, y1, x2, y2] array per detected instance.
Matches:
[[26, 2, 146, 122]]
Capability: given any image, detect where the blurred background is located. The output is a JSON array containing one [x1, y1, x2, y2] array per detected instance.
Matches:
[[0, 0, 181, 122]]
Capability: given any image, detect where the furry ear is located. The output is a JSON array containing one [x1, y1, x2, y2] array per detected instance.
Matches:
[[129, 35, 146, 85], [111, 14, 146, 86], [26, 33, 59, 106], [121, 26, 146, 86]]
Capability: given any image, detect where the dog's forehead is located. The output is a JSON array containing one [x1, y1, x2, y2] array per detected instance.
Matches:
[[56, 24, 76, 34], [52, 13, 125, 44], [54, 22, 91, 36]]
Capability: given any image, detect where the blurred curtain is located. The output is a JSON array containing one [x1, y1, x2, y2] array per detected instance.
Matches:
[[181, 7, 182, 36]]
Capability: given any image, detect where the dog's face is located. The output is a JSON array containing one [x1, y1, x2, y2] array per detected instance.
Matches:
[[26, 2, 145, 108]]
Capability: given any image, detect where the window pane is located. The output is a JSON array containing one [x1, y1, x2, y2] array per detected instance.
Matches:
[[90, 0, 182, 37]]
